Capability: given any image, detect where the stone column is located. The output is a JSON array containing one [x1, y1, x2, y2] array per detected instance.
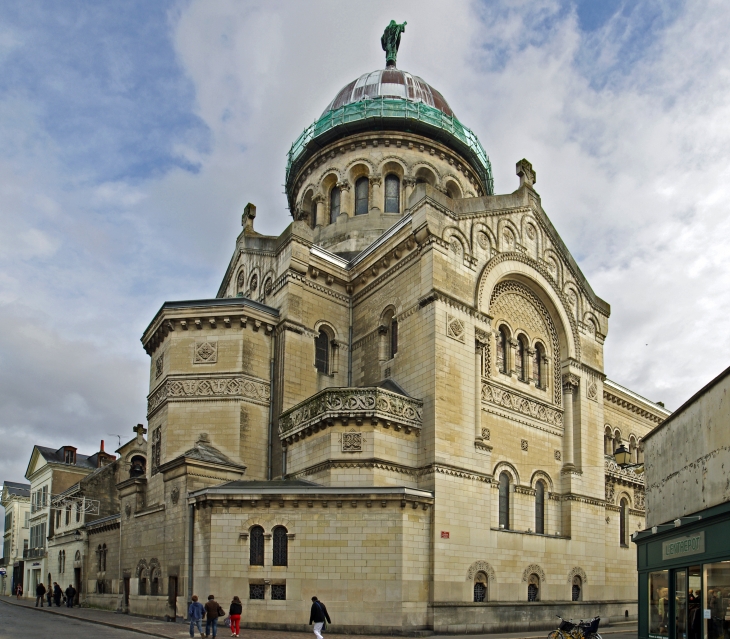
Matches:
[[337, 181, 351, 217], [562, 374, 579, 468], [370, 174, 382, 212], [313, 195, 325, 227], [508, 339, 518, 377], [474, 331, 489, 442], [403, 177, 417, 207], [526, 347, 536, 384]]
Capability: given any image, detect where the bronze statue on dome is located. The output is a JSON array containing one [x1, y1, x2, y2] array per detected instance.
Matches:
[[381, 20, 407, 68]]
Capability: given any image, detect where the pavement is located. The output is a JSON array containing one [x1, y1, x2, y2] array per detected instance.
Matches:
[[0, 596, 638, 639]]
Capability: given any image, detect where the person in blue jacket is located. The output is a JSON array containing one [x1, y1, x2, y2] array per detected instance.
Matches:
[[189, 594, 206, 638]]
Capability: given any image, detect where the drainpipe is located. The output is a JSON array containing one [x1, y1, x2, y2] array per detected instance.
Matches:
[[348, 301, 353, 387]]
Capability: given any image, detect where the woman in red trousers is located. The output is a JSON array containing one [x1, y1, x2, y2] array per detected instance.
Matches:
[[228, 596, 242, 637]]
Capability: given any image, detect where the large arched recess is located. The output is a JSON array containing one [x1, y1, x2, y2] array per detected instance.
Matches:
[[476, 255, 580, 362]]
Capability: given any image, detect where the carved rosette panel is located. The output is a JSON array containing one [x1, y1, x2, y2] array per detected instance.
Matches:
[[489, 280, 562, 405], [466, 561, 496, 582], [194, 340, 218, 364], [481, 380, 563, 430], [341, 431, 363, 452], [521, 564, 546, 582], [567, 567, 587, 584], [155, 354, 164, 379], [147, 375, 270, 416], [279, 387, 423, 441], [446, 314, 466, 342]]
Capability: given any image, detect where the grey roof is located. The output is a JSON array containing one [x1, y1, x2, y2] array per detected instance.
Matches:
[[176, 442, 246, 469], [375, 378, 410, 397], [36, 446, 97, 470], [220, 479, 321, 490], [2, 481, 30, 497]]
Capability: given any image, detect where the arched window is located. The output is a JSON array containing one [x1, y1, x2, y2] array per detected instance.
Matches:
[[236, 269, 245, 296], [62, 550, 65, 573], [273, 526, 288, 567], [58, 551, 63, 575], [604, 427, 613, 456], [329, 187, 340, 224], [355, 177, 369, 215], [620, 498, 628, 546], [473, 572, 487, 602], [150, 568, 159, 596], [380, 309, 398, 361], [527, 574, 540, 601], [65, 504, 71, 525], [75, 503, 81, 522], [516, 336, 527, 381], [499, 472, 510, 530], [390, 316, 398, 358], [637, 441, 644, 464], [613, 430, 622, 453], [572, 576, 582, 601], [97, 545, 103, 571], [534, 343, 544, 388], [250, 525, 264, 566], [315, 329, 330, 374], [629, 437, 637, 463], [384, 174, 400, 213], [535, 481, 545, 534], [102, 544, 107, 571], [497, 327, 508, 374]]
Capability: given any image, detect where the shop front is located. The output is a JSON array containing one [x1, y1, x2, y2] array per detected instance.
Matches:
[[635, 502, 730, 639]]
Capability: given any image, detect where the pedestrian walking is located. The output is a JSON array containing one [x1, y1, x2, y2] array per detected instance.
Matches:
[[228, 596, 242, 637], [309, 596, 331, 639], [35, 582, 46, 607], [188, 594, 205, 638], [15, 583, 23, 599], [53, 582, 62, 607], [204, 594, 225, 638], [65, 584, 76, 608], [46, 582, 53, 607]]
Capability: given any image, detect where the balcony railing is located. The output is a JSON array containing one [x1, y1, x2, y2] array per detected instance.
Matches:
[[279, 386, 423, 443], [23, 547, 46, 559]]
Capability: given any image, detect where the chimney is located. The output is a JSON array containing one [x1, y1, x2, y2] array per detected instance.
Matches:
[[100, 440, 105, 452]]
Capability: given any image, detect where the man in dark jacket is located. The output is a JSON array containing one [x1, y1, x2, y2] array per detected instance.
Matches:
[[203, 594, 223, 638], [65, 584, 76, 607], [53, 582, 62, 606], [309, 596, 331, 639], [35, 582, 46, 607]]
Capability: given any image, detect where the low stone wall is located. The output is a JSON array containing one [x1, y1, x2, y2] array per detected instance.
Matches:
[[85, 593, 118, 611], [431, 600, 637, 635]]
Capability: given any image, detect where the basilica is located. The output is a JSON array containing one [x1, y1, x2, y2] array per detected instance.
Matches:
[[26, 25, 671, 634]]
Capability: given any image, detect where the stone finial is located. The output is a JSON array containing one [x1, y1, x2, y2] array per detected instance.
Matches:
[[196, 432, 211, 445], [133, 423, 147, 445], [242, 203, 256, 232], [516, 159, 536, 188]]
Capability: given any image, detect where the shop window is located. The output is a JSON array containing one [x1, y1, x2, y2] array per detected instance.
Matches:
[[271, 584, 286, 600], [498, 472, 510, 529], [704, 561, 730, 639], [355, 177, 369, 215], [649, 570, 669, 639], [273, 526, 288, 567], [384, 174, 400, 213], [329, 187, 340, 224], [249, 584, 265, 600], [535, 481, 545, 534], [675, 569, 687, 639], [688, 565, 701, 639], [250, 526, 264, 566]]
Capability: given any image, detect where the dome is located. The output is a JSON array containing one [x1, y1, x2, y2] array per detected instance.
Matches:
[[323, 68, 454, 118]]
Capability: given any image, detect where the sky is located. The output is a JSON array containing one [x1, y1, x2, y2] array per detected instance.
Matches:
[[1, 0, 729, 492]]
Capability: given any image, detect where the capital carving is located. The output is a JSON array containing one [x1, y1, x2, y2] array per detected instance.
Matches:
[[377, 324, 389, 335], [370, 175, 382, 186], [336, 180, 351, 192], [562, 373, 580, 393], [403, 177, 417, 188], [312, 193, 325, 204]]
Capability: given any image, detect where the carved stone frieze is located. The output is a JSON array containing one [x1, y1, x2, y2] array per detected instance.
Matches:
[[147, 374, 270, 416], [604, 458, 645, 487], [466, 561, 496, 582], [481, 380, 563, 429], [279, 387, 423, 442], [522, 564, 546, 582]]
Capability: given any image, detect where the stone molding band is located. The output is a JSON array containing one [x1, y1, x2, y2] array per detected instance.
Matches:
[[481, 379, 563, 430]]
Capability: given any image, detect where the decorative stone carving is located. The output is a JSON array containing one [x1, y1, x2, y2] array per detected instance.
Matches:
[[194, 340, 218, 364], [521, 439, 528, 451], [476, 232, 489, 250], [587, 380, 598, 400], [155, 354, 164, 379], [250, 273, 258, 292], [151, 427, 161, 476], [279, 387, 423, 442], [341, 430, 363, 453], [481, 428, 490, 441], [526, 224, 536, 240], [466, 561, 496, 582], [554, 450, 561, 461], [562, 373, 580, 393], [503, 228, 514, 248], [567, 567, 587, 584], [147, 375, 271, 416], [604, 458, 645, 486], [236, 270, 245, 290], [605, 483, 615, 503], [481, 380, 563, 429], [490, 281, 562, 405], [521, 564, 546, 582], [170, 487, 180, 505], [125, 503, 132, 519], [446, 314, 465, 342], [634, 489, 645, 510], [449, 238, 462, 257]]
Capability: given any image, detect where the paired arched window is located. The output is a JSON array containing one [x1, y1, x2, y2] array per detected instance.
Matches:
[[75, 503, 81, 522], [473, 572, 488, 602], [535, 481, 545, 534], [497, 327, 508, 374], [273, 526, 288, 566], [384, 175, 400, 213], [315, 329, 330, 374], [498, 472, 510, 530], [534, 343, 545, 388], [355, 177, 369, 215], [527, 574, 540, 601], [65, 504, 71, 525], [250, 525, 264, 566], [516, 336, 527, 381], [619, 498, 628, 546], [329, 187, 340, 223]]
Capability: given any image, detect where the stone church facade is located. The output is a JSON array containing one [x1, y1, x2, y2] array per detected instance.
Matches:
[[115, 34, 670, 634]]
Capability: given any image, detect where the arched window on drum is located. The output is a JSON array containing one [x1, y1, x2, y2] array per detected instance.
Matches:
[[384, 174, 400, 213]]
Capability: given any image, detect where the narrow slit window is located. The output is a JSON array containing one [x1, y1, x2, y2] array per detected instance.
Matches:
[[499, 472, 510, 529], [535, 481, 545, 534], [315, 330, 329, 374], [355, 177, 369, 215], [273, 526, 288, 567], [330, 187, 340, 223], [384, 174, 400, 213], [250, 525, 264, 566], [390, 317, 398, 358]]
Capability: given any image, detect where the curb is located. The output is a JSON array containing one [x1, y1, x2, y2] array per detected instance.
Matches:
[[0, 597, 173, 639]]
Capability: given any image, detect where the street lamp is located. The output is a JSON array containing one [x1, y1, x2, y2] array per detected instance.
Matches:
[[614, 444, 644, 473], [73, 530, 82, 541]]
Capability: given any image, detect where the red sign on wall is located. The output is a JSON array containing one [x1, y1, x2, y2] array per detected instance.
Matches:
[[441, 531, 450, 539]]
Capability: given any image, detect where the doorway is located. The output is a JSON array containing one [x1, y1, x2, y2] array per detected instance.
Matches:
[[123, 577, 130, 611], [74, 567, 81, 606], [167, 576, 178, 620]]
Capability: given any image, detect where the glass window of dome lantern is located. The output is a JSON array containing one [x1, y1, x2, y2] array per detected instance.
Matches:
[[385, 175, 400, 213], [355, 177, 369, 215]]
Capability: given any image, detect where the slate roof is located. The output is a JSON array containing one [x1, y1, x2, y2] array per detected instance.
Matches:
[[2, 481, 30, 497], [375, 378, 411, 397], [174, 441, 246, 469], [36, 446, 97, 470], [219, 479, 321, 490]]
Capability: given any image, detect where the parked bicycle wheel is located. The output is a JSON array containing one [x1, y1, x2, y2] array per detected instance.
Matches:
[[548, 630, 566, 639]]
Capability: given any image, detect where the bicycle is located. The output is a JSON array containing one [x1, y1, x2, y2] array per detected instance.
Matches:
[[547, 615, 577, 639], [548, 615, 601, 639]]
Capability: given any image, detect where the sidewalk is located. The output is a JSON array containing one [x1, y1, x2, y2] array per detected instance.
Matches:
[[0, 596, 637, 639]]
